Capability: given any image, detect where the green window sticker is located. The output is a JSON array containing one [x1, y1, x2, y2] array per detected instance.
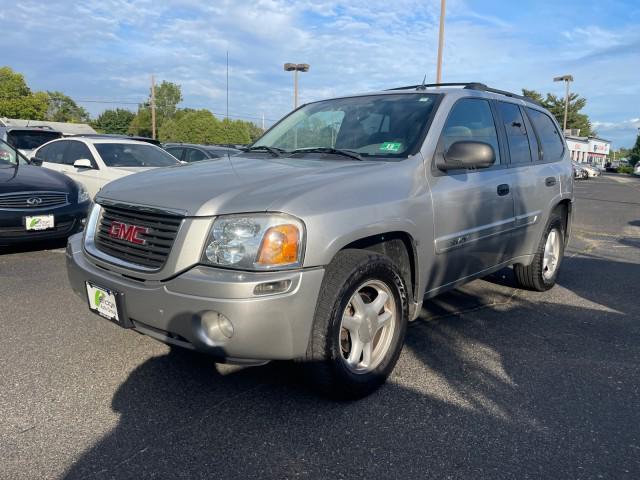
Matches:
[[380, 142, 402, 153]]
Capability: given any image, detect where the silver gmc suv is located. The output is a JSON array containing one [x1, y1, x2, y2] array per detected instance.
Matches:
[[66, 82, 574, 398]]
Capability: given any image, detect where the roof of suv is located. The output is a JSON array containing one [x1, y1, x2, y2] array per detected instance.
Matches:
[[327, 82, 547, 112]]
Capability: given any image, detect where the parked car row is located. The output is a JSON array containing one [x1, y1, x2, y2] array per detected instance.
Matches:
[[0, 139, 90, 246]]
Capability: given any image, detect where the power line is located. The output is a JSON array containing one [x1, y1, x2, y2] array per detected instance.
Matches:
[[0, 96, 278, 123]]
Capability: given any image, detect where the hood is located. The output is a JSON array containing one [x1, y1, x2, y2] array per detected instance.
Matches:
[[0, 164, 75, 194], [97, 155, 389, 217]]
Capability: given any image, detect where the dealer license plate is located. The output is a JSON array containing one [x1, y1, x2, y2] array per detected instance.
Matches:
[[25, 215, 55, 231], [86, 282, 120, 323]]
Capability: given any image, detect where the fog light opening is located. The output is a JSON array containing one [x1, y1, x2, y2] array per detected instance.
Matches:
[[253, 279, 292, 296], [202, 311, 234, 342]]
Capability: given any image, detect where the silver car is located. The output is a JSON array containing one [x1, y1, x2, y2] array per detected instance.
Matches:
[[66, 82, 574, 398]]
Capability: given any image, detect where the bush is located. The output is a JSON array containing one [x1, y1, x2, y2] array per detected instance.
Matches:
[[617, 166, 634, 174]]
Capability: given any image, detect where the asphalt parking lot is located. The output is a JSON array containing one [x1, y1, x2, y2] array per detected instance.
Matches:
[[1, 174, 639, 479]]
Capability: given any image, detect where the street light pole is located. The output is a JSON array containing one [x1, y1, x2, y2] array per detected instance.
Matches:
[[284, 63, 310, 109], [436, 0, 446, 84], [553, 74, 574, 133]]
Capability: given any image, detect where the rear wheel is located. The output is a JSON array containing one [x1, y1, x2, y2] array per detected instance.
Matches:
[[514, 210, 565, 291], [306, 249, 408, 399]]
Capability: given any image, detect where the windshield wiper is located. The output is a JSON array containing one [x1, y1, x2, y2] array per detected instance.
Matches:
[[289, 147, 363, 161], [243, 145, 286, 157]]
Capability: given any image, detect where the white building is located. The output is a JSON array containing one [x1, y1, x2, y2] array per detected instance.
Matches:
[[565, 134, 610, 167], [0, 117, 96, 136]]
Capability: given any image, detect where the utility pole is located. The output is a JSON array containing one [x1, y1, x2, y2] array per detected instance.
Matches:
[[553, 74, 573, 133], [226, 50, 229, 121], [262, 113, 265, 131], [436, 0, 446, 84], [150, 75, 156, 140]]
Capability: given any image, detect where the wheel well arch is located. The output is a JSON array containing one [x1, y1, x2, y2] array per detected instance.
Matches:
[[341, 231, 419, 303], [554, 199, 572, 242]]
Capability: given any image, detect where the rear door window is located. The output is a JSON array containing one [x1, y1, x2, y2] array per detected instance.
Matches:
[[39, 141, 68, 164], [526, 108, 565, 162], [166, 147, 184, 160], [496, 102, 532, 165], [185, 148, 207, 162]]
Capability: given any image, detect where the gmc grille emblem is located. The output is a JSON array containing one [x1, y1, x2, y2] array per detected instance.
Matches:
[[108, 221, 148, 245]]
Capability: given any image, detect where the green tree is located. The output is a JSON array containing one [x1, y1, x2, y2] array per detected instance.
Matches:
[[128, 80, 182, 137], [0, 66, 49, 119], [242, 121, 264, 143], [92, 108, 135, 134], [522, 89, 593, 136], [46, 91, 90, 123], [629, 133, 640, 167]]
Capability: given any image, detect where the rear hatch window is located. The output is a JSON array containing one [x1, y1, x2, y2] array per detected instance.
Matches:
[[7, 130, 63, 150]]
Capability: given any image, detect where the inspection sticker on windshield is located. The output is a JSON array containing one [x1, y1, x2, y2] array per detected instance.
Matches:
[[380, 142, 402, 152], [24, 215, 54, 231]]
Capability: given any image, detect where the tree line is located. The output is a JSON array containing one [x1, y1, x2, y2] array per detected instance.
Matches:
[[0, 66, 264, 144]]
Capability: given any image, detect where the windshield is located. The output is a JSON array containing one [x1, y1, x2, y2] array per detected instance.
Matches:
[[7, 130, 62, 150], [0, 139, 29, 167], [254, 94, 438, 158], [94, 143, 181, 167]]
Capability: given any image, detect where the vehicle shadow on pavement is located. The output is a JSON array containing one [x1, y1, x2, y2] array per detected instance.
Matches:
[[62, 258, 640, 479]]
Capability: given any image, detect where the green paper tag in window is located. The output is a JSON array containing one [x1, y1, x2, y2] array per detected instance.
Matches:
[[380, 142, 402, 152]]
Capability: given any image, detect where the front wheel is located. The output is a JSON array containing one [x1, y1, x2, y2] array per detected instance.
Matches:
[[306, 249, 408, 399]]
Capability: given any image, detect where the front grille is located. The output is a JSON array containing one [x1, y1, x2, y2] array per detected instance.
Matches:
[[0, 191, 68, 209], [94, 204, 183, 270], [0, 219, 75, 238]]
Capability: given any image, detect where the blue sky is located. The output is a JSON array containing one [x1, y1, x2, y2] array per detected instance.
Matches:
[[2, 0, 639, 147]]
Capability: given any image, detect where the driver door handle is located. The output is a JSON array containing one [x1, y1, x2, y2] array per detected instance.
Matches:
[[497, 184, 510, 196]]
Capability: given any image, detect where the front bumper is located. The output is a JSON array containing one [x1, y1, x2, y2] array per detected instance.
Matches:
[[0, 201, 90, 245], [66, 234, 325, 362]]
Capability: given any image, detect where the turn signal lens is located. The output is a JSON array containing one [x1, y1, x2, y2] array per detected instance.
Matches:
[[257, 224, 300, 266]]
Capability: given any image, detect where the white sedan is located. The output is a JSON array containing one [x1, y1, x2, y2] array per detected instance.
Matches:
[[581, 163, 601, 178], [33, 137, 181, 198]]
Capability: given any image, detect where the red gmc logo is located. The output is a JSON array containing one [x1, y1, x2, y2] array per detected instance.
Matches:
[[108, 221, 148, 245]]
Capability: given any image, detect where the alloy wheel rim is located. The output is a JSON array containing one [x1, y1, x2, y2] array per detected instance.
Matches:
[[542, 228, 561, 280], [339, 280, 397, 374]]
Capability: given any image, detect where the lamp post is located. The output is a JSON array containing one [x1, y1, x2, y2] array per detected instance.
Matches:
[[284, 63, 310, 109], [553, 74, 573, 133]]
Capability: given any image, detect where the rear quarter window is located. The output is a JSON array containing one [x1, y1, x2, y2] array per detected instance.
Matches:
[[526, 108, 565, 162]]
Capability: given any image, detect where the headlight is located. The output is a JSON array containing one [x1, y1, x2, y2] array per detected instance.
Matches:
[[202, 213, 305, 270], [77, 183, 90, 203]]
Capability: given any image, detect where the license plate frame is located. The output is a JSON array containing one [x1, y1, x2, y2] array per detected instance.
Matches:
[[85, 282, 133, 328], [24, 214, 55, 231]]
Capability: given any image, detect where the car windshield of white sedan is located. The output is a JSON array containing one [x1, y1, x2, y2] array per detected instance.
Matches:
[[253, 94, 438, 158], [0, 140, 28, 167], [95, 143, 180, 167]]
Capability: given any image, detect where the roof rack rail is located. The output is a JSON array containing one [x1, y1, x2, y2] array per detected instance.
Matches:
[[387, 82, 540, 106], [387, 82, 480, 91]]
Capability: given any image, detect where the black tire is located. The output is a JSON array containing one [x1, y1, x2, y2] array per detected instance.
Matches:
[[305, 249, 408, 399], [514, 210, 566, 292]]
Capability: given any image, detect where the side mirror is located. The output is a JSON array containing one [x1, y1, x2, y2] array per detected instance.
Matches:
[[30, 157, 43, 166], [437, 141, 495, 171], [73, 158, 94, 169]]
